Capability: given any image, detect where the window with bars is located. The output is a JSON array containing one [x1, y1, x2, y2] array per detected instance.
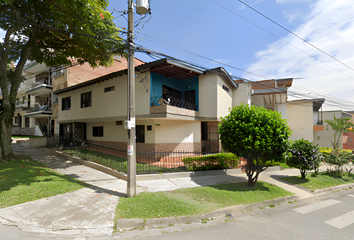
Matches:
[[62, 97, 71, 111], [81, 92, 92, 108]]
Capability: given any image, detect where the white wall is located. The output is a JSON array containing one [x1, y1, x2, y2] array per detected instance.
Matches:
[[58, 72, 150, 123], [199, 74, 217, 118], [313, 111, 343, 148], [216, 75, 232, 118], [232, 82, 250, 108], [154, 120, 200, 144], [287, 102, 314, 142]]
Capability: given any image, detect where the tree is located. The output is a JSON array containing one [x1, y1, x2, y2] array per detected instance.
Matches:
[[324, 115, 354, 150], [287, 139, 321, 179], [0, 0, 125, 159], [219, 104, 291, 186]]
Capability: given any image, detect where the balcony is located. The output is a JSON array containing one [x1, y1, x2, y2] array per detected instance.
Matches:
[[150, 96, 199, 118], [24, 104, 52, 118], [313, 120, 324, 131], [25, 73, 53, 96]]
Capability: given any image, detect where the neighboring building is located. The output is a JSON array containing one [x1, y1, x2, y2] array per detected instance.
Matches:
[[12, 56, 143, 137], [54, 58, 248, 152], [287, 98, 325, 142], [343, 111, 354, 150], [315, 110, 353, 149]]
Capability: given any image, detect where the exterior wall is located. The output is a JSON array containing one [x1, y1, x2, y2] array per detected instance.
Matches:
[[314, 111, 345, 149], [287, 102, 313, 142], [277, 103, 287, 119], [58, 73, 150, 123], [251, 95, 264, 108], [86, 119, 200, 152], [232, 82, 250, 108], [216, 75, 232, 118], [199, 74, 217, 118]]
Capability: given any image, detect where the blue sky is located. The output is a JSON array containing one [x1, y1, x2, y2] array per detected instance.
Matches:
[[2, 0, 353, 110], [109, 0, 354, 110]]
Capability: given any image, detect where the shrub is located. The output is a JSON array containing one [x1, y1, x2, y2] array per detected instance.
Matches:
[[219, 104, 291, 186], [322, 149, 354, 176], [182, 153, 239, 171], [287, 139, 322, 179]]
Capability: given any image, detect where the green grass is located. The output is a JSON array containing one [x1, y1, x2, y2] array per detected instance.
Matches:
[[0, 156, 88, 208], [63, 148, 182, 174], [11, 135, 43, 138], [277, 162, 291, 170], [115, 181, 293, 219], [280, 172, 354, 191]]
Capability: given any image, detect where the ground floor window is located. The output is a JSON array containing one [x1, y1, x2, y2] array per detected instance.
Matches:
[[92, 126, 103, 137]]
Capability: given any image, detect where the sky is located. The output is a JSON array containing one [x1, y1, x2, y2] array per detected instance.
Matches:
[[2, 0, 354, 110], [109, 0, 354, 111]]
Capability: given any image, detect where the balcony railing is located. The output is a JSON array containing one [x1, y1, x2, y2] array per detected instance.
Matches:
[[26, 104, 51, 113], [151, 96, 197, 111]]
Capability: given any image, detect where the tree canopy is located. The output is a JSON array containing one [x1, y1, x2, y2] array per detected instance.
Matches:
[[219, 104, 291, 186], [0, 0, 126, 159]]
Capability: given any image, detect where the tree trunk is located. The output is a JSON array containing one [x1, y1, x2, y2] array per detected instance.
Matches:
[[0, 117, 14, 159], [300, 170, 306, 179], [245, 158, 262, 187]]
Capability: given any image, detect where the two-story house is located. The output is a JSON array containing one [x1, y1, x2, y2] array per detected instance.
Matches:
[[54, 58, 248, 153]]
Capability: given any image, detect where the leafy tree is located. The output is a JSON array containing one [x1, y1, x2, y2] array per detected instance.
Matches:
[[287, 139, 322, 179], [324, 115, 354, 150], [322, 149, 354, 176], [219, 104, 291, 186], [0, 0, 125, 159]]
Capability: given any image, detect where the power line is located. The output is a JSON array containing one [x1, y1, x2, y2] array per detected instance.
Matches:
[[211, 0, 354, 80], [236, 0, 354, 73]]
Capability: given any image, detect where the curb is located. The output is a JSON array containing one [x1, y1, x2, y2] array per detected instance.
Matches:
[[313, 183, 354, 195], [116, 195, 299, 230]]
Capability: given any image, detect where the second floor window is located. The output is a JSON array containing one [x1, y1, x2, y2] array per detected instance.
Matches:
[[62, 97, 71, 111], [81, 92, 92, 108]]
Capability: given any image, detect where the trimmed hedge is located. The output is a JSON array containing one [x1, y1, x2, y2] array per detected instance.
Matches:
[[182, 153, 239, 171]]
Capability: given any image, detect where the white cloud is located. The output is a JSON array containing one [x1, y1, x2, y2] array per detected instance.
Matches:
[[0, 29, 5, 43], [245, 0, 354, 110]]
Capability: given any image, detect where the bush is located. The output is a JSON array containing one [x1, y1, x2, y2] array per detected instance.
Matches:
[[287, 139, 322, 179], [182, 153, 239, 171], [322, 149, 354, 176], [218, 104, 291, 186]]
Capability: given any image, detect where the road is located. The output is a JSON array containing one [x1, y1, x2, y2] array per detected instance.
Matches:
[[1, 189, 354, 240], [143, 189, 354, 240]]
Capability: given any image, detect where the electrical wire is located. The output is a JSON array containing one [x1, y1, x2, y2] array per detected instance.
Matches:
[[211, 0, 354, 80], [236, 0, 354, 73]]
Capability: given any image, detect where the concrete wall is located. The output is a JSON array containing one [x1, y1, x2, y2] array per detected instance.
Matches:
[[58, 72, 150, 123], [199, 74, 217, 118], [287, 101, 313, 142], [216, 75, 232, 118], [232, 82, 250, 108], [314, 111, 344, 148]]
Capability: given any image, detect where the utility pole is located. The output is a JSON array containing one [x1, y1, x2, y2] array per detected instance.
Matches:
[[126, 0, 136, 198]]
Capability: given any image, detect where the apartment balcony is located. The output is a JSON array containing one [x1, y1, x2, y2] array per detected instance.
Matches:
[[24, 104, 52, 118], [313, 120, 324, 132], [25, 81, 53, 96], [150, 96, 199, 118]]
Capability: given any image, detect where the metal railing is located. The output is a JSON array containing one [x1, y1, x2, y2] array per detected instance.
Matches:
[[45, 138, 233, 174], [26, 104, 51, 113], [150, 96, 197, 111]]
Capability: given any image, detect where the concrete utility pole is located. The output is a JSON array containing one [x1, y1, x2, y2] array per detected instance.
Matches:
[[126, 0, 136, 198]]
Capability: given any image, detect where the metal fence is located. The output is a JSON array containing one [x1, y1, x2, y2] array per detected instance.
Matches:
[[45, 136, 234, 174]]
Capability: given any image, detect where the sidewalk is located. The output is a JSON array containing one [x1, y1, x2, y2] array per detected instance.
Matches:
[[0, 142, 315, 237]]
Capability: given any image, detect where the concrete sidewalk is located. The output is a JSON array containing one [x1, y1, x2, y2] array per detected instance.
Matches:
[[0, 142, 316, 237]]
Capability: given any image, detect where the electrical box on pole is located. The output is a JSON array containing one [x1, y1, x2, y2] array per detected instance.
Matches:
[[136, 0, 149, 15]]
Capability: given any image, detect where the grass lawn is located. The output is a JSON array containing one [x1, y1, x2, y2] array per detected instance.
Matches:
[[280, 172, 354, 191], [115, 181, 293, 219], [0, 155, 88, 209]]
